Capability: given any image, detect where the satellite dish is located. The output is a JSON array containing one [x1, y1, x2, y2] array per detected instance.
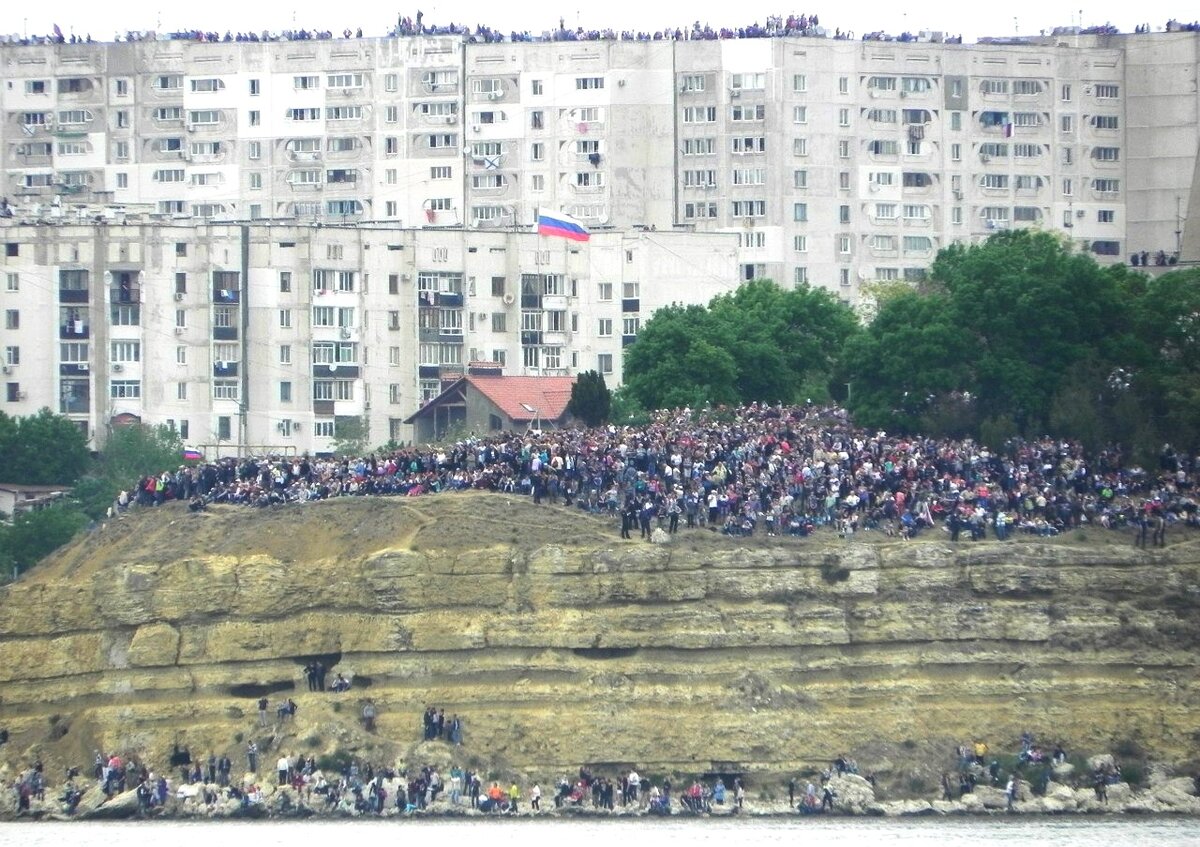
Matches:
[[328, 363, 337, 372]]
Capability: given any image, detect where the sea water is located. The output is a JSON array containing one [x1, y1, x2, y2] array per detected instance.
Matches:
[[3, 817, 1199, 846]]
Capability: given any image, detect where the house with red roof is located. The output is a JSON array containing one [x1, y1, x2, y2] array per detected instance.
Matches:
[[404, 365, 576, 442]]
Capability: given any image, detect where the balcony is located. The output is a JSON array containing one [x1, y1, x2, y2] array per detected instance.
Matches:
[[213, 362, 240, 378], [622, 298, 640, 313], [542, 294, 568, 312], [213, 326, 238, 341], [213, 287, 241, 303], [110, 285, 141, 304], [59, 288, 89, 304], [60, 321, 90, 339]]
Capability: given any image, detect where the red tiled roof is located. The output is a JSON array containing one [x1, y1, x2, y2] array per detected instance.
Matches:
[[465, 374, 576, 422]]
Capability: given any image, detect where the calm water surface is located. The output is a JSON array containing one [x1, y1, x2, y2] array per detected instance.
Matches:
[[3, 818, 1199, 846]]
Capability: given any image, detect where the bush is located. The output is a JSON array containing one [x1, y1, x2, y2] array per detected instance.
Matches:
[[315, 750, 354, 774]]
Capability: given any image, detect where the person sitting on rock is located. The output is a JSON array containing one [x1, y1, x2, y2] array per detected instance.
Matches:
[[331, 673, 351, 692]]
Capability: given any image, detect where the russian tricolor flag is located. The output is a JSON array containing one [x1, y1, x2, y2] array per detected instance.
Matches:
[[182, 449, 204, 462], [537, 208, 590, 242]]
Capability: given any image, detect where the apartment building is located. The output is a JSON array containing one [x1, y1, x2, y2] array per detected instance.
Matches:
[[0, 222, 738, 451], [3, 31, 1198, 301]]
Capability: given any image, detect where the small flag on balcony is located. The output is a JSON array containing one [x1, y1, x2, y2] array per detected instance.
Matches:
[[537, 208, 590, 242], [1004, 122, 1013, 138]]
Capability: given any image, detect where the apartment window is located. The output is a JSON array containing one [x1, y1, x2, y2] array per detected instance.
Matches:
[[1095, 84, 1119, 100], [839, 140, 851, 158], [683, 106, 717, 123], [838, 236, 852, 255], [838, 108, 850, 127], [576, 77, 605, 90], [792, 106, 808, 124], [175, 309, 186, 329], [597, 318, 614, 337], [175, 346, 186, 365], [792, 74, 807, 93], [7, 309, 22, 329], [793, 203, 808, 223], [213, 381, 239, 401], [175, 383, 187, 401], [326, 106, 363, 121], [1098, 210, 1115, 223], [1093, 115, 1119, 130], [731, 200, 766, 218], [868, 76, 897, 92], [246, 141, 261, 161], [4, 347, 18, 366], [278, 381, 292, 403], [1093, 179, 1120, 194], [1092, 147, 1120, 162], [111, 341, 141, 363], [951, 143, 962, 161], [840, 205, 851, 224], [596, 353, 613, 375], [279, 309, 293, 329], [838, 76, 849, 95], [110, 381, 141, 400], [531, 142, 545, 161], [278, 271, 292, 293], [5, 273, 17, 292], [794, 138, 809, 157], [385, 106, 398, 123]]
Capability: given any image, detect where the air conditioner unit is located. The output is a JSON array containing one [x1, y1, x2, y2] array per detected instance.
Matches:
[[1, 366, 10, 375], [112, 363, 123, 372], [899, 90, 908, 98], [339, 327, 352, 339], [477, 312, 488, 321], [78, 362, 89, 372], [1076, 210, 1086, 218], [729, 89, 740, 99], [17, 392, 27, 400], [953, 190, 964, 200], [174, 292, 185, 301], [472, 125, 482, 134], [174, 327, 184, 335], [488, 91, 502, 100], [979, 154, 991, 163]]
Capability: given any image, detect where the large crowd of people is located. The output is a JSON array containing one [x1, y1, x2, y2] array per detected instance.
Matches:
[[6, 14, 1192, 48], [115, 403, 1198, 547]]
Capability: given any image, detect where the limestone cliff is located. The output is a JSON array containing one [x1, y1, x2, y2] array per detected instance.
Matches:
[[1, 493, 1198, 787]]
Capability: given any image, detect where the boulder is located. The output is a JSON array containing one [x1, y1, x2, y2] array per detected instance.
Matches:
[[1147, 778, 1200, 812], [1087, 754, 1115, 772], [823, 774, 876, 814], [650, 528, 672, 545], [1051, 762, 1075, 781], [971, 786, 1010, 810], [880, 799, 936, 816], [79, 787, 142, 820]]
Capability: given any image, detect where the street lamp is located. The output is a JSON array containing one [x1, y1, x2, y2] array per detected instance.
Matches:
[[520, 402, 541, 433]]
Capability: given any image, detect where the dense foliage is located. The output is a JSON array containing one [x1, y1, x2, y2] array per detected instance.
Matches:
[[840, 230, 1199, 458], [0, 409, 90, 485], [623, 279, 860, 410], [567, 370, 612, 427]]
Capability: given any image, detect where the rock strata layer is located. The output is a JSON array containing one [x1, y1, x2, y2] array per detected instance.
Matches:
[[0, 495, 1197, 785]]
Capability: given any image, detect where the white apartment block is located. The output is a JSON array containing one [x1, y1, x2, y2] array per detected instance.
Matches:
[[0, 222, 738, 451], [2, 30, 1200, 449], [4, 32, 1199, 292]]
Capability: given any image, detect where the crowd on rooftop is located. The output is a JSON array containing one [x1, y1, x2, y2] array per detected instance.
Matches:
[[6, 13, 1193, 48], [114, 403, 1198, 546]]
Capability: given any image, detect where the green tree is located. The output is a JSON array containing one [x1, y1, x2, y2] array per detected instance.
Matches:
[[0, 408, 91, 485], [0, 504, 89, 581], [623, 281, 859, 410], [838, 291, 975, 432], [928, 230, 1129, 429], [70, 423, 184, 519], [843, 231, 1134, 438], [567, 370, 612, 427]]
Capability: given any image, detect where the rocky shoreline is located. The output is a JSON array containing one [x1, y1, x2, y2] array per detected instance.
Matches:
[[5, 770, 1199, 823]]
